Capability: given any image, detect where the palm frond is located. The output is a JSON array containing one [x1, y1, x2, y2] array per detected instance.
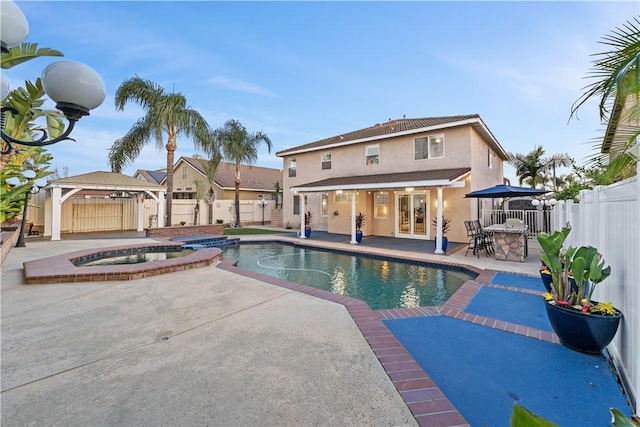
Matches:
[[109, 118, 153, 172], [0, 43, 63, 69]]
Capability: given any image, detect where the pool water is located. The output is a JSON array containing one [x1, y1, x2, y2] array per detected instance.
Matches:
[[222, 243, 476, 310], [74, 249, 195, 266]]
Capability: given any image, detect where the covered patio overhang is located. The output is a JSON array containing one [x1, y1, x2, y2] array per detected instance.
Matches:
[[290, 168, 470, 253], [43, 172, 166, 241]]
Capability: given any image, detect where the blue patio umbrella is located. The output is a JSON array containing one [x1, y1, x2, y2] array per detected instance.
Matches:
[[465, 185, 551, 225], [464, 184, 550, 199]]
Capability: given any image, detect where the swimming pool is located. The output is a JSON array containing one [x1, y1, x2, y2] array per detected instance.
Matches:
[[222, 243, 477, 310]]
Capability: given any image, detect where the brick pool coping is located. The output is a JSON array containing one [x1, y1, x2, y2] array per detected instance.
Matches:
[[217, 257, 558, 427], [23, 243, 223, 284]]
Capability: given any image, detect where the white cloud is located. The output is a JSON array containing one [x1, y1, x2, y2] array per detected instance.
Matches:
[[207, 76, 275, 97]]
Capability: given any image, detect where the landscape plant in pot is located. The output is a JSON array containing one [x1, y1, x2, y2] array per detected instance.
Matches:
[[537, 226, 621, 354], [304, 211, 312, 238], [355, 212, 366, 243], [432, 216, 451, 252]]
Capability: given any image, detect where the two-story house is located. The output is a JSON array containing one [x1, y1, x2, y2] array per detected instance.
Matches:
[[276, 115, 507, 250], [168, 156, 282, 201]]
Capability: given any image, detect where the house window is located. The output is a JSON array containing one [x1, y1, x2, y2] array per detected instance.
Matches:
[[288, 158, 297, 177], [321, 152, 332, 170], [374, 192, 389, 219], [293, 195, 300, 215], [182, 166, 187, 179], [488, 148, 494, 169], [365, 145, 379, 165], [334, 192, 359, 203], [321, 194, 328, 216], [414, 135, 445, 160]]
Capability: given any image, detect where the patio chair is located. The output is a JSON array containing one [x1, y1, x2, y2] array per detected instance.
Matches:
[[464, 221, 490, 258], [473, 220, 494, 254]]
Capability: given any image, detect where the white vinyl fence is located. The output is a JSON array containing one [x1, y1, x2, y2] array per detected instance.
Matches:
[[166, 199, 274, 226], [552, 175, 639, 413], [25, 196, 275, 234]]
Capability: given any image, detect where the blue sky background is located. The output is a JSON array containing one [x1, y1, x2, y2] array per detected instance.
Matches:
[[5, 1, 639, 184]]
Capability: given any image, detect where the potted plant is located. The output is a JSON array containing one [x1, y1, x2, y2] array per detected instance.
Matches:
[[304, 211, 312, 238], [355, 212, 366, 243], [537, 226, 622, 354], [432, 216, 451, 252]]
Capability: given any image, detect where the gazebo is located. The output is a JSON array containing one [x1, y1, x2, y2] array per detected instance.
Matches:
[[42, 172, 166, 240]]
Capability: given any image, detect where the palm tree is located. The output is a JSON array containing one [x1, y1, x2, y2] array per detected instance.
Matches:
[[507, 146, 572, 190], [571, 17, 640, 180], [571, 17, 640, 124], [193, 150, 223, 224], [213, 119, 272, 227], [109, 76, 213, 226], [506, 145, 549, 188], [546, 153, 572, 192]]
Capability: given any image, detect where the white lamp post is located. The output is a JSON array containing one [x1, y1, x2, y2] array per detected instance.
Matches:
[[1, 0, 105, 154]]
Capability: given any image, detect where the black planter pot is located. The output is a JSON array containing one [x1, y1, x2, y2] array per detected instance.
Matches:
[[544, 301, 622, 354], [540, 271, 553, 292]]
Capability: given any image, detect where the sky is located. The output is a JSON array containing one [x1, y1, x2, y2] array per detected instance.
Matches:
[[4, 1, 639, 185]]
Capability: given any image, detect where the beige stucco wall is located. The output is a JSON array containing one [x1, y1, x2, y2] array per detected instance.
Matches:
[[281, 124, 505, 242]]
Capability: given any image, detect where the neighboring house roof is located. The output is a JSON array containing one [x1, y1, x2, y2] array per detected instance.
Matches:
[[291, 168, 471, 192], [601, 94, 639, 155], [134, 169, 167, 184], [174, 156, 282, 192], [276, 115, 507, 159], [48, 171, 166, 191]]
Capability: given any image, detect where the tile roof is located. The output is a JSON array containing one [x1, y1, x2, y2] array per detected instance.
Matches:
[[291, 167, 471, 191], [135, 169, 167, 184], [48, 171, 166, 190], [180, 157, 282, 191], [276, 115, 506, 158]]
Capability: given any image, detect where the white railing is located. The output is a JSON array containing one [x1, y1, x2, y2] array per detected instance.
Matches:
[[479, 209, 552, 240], [552, 175, 639, 413]]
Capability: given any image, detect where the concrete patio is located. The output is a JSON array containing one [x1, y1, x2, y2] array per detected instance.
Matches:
[[5, 229, 628, 426]]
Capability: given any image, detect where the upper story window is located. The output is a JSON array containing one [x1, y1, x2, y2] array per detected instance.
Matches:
[[288, 158, 297, 177], [414, 135, 445, 160], [182, 166, 187, 179], [321, 152, 332, 170], [488, 148, 494, 169], [365, 144, 379, 165]]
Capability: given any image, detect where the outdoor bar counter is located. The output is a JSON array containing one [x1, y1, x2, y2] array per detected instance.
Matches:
[[484, 223, 528, 262]]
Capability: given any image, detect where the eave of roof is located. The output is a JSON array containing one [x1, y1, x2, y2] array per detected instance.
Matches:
[[290, 168, 470, 192], [276, 115, 507, 160], [47, 171, 166, 191]]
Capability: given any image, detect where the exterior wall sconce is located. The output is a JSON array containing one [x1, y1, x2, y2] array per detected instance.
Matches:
[[1, 0, 106, 154]]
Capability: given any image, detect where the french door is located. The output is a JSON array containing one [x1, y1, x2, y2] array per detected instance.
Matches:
[[396, 191, 430, 239]]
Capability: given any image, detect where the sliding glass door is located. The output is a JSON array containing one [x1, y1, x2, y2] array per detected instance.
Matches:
[[396, 191, 430, 238]]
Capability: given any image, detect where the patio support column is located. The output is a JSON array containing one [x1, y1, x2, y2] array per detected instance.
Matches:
[[157, 191, 165, 228], [51, 187, 62, 241], [350, 190, 357, 244], [434, 186, 444, 254], [136, 193, 144, 232], [299, 193, 306, 239]]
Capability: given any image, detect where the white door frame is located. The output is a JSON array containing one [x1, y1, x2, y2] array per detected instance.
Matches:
[[395, 190, 431, 239]]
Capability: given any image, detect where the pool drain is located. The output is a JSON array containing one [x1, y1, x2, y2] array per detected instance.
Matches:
[[507, 392, 520, 401], [160, 336, 170, 341]]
